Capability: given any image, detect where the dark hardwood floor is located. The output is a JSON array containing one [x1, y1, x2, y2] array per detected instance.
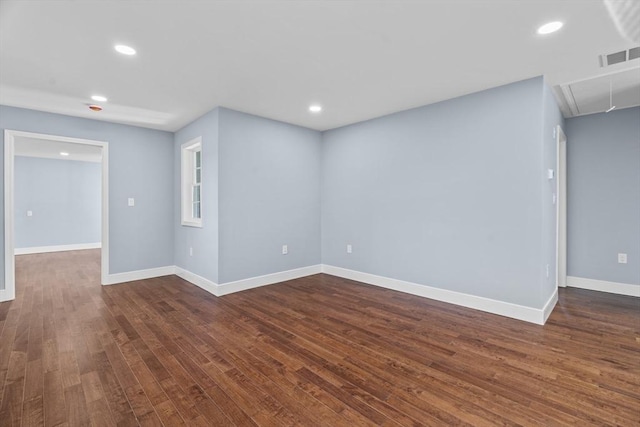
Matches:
[[0, 250, 638, 426]]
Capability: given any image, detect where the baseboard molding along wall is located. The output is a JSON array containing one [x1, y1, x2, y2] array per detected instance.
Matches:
[[216, 265, 322, 296], [174, 267, 218, 295], [100, 262, 558, 325], [321, 265, 557, 325], [104, 265, 176, 286], [567, 276, 640, 297], [15, 242, 101, 255], [0, 288, 15, 303], [542, 289, 559, 324], [174, 264, 322, 296]]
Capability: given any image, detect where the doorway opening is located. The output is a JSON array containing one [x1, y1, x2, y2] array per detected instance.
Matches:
[[2, 130, 109, 302], [556, 125, 567, 288]]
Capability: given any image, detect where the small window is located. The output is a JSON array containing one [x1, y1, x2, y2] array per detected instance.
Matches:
[[181, 137, 202, 227]]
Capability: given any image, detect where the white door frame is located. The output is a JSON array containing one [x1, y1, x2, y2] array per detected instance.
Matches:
[[2, 130, 109, 302], [556, 125, 567, 287]]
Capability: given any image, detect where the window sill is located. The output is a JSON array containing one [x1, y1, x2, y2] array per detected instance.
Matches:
[[181, 220, 202, 228]]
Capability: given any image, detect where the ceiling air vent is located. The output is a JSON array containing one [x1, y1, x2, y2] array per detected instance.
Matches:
[[600, 47, 640, 67]]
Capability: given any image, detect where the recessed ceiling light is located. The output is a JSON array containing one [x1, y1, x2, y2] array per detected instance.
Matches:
[[309, 105, 322, 113], [60, 152, 70, 156], [537, 21, 563, 35], [114, 44, 136, 55], [91, 95, 107, 102]]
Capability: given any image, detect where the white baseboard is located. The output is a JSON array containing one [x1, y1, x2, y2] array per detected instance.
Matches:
[[97, 261, 564, 325], [542, 288, 559, 323], [0, 288, 15, 303], [104, 265, 175, 286], [15, 242, 101, 255], [217, 265, 322, 296], [174, 267, 219, 295], [174, 264, 322, 297], [567, 276, 640, 297], [321, 265, 556, 325]]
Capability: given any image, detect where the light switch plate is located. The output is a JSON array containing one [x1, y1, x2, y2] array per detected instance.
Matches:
[[128, 198, 135, 207]]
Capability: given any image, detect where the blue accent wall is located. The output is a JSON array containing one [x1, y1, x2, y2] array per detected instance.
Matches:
[[15, 157, 101, 248], [566, 107, 640, 286]]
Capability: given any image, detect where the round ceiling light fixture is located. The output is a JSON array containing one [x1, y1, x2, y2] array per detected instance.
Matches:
[[91, 95, 108, 102], [114, 44, 136, 55], [309, 104, 323, 113], [537, 21, 563, 35], [88, 104, 103, 111], [60, 152, 70, 156]]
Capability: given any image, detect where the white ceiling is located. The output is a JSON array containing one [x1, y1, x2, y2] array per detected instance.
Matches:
[[0, 0, 638, 132], [15, 137, 102, 163]]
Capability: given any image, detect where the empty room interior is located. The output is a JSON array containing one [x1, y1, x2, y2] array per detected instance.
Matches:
[[0, 1, 639, 426]]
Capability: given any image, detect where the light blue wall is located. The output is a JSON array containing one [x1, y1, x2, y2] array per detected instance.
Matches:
[[15, 157, 101, 248], [541, 82, 565, 301], [174, 108, 219, 283], [0, 106, 175, 286], [566, 107, 640, 286], [2, 76, 568, 310], [322, 77, 549, 308], [173, 107, 322, 285], [218, 108, 322, 283]]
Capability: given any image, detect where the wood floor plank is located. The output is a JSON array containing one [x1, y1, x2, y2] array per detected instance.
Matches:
[[43, 370, 67, 427], [90, 350, 139, 426], [23, 359, 43, 403], [22, 395, 44, 427], [86, 398, 116, 427], [63, 383, 91, 427], [1, 249, 638, 426]]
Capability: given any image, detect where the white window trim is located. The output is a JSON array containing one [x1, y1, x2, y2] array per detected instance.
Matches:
[[181, 137, 203, 227]]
